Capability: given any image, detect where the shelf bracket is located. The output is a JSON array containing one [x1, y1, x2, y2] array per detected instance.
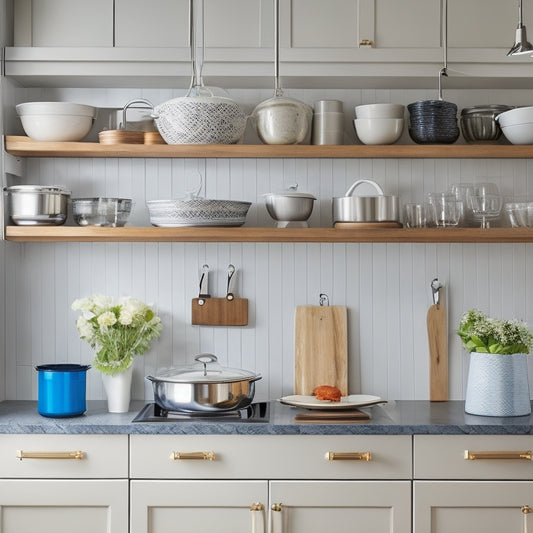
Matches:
[[3, 150, 25, 177]]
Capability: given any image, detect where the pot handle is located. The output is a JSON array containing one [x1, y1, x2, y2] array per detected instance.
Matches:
[[194, 353, 218, 365], [344, 179, 385, 197], [121, 98, 154, 129]]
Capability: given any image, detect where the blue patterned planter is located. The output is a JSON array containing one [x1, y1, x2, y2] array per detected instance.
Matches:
[[465, 353, 531, 417]]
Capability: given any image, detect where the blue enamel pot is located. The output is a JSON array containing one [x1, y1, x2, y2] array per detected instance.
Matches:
[[35, 364, 90, 417]]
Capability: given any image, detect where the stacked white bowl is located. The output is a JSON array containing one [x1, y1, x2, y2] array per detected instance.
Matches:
[[496, 106, 533, 145], [354, 103, 405, 145], [16, 102, 97, 142]]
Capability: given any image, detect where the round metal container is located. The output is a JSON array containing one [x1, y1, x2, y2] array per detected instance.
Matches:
[[5, 185, 70, 226], [332, 179, 399, 223], [147, 354, 261, 413], [252, 96, 313, 145], [460, 105, 513, 143], [264, 186, 316, 227]]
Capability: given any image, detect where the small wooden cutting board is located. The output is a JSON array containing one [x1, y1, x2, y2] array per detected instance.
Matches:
[[294, 305, 348, 396]]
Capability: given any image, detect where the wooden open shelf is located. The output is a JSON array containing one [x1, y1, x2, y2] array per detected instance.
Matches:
[[6, 226, 533, 243], [6, 136, 533, 159]]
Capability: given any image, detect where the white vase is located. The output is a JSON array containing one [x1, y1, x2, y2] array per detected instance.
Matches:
[[465, 352, 531, 417], [101, 365, 133, 413]]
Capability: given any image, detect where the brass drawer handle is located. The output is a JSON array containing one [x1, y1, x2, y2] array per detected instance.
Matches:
[[359, 39, 374, 47], [464, 450, 532, 460], [325, 451, 371, 461], [170, 451, 216, 461], [271, 503, 282, 512], [17, 450, 83, 460]]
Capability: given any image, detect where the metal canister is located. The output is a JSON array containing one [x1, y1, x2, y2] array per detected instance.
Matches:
[[312, 100, 344, 145]]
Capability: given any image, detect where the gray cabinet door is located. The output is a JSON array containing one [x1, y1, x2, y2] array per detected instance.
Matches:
[[114, 0, 190, 48], [14, 0, 113, 47]]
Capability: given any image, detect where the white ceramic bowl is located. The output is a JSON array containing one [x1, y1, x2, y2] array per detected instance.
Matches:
[[355, 103, 405, 119], [354, 118, 404, 145], [496, 106, 533, 128], [16, 102, 97, 141], [500, 122, 533, 145]]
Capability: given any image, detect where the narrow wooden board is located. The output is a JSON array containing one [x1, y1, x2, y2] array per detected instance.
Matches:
[[294, 305, 348, 396], [192, 297, 248, 326], [294, 409, 370, 422], [427, 303, 448, 401]]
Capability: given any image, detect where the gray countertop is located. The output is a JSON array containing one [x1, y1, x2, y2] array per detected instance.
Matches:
[[1, 400, 533, 435]]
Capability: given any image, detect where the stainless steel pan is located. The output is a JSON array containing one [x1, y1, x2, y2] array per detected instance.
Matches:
[[147, 354, 261, 412]]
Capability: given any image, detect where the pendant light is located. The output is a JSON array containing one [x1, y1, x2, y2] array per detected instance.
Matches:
[[507, 0, 533, 56]]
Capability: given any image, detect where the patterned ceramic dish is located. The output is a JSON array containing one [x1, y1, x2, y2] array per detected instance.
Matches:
[[146, 198, 252, 227]]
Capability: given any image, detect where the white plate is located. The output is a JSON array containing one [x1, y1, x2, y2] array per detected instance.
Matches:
[[277, 394, 386, 410]]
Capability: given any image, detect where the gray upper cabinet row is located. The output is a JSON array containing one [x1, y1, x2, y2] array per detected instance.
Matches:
[[6, 0, 531, 88]]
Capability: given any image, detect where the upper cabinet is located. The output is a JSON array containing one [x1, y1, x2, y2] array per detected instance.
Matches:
[[6, 0, 533, 88], [114, 0, 190, 49]]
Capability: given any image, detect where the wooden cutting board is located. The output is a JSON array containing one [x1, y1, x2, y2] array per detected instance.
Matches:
[[427, 301, 448, 401], [294, 305, 348, 396]]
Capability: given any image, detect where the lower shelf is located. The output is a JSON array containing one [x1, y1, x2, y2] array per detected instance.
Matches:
[[5, 226, 533, 243]]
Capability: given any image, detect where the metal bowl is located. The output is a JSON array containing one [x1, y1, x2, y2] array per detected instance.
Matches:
[[71, 197, 132, 227], [5, 185, 70, 226], [460, 105, 513, 143], [264, 187, 316, 227]]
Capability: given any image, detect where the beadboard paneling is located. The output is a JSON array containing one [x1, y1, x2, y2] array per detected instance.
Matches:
[[4, 87, 533, 402]]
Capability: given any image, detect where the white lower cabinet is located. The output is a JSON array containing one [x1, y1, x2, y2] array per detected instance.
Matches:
[[130, 480, 269, 533], [413, 435, 533, 533], [414, 481, 533, 533], [0, 479, 128, 533], [129, 434, 412, 533], [269, 480, 411, 533], [0, 434, 129, 533]]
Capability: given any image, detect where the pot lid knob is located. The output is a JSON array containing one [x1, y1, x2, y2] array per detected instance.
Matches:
[[194, 353, 218, 376]]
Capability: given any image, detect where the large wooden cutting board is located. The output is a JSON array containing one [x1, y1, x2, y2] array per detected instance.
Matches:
[[294, 305, 348, 396], [427, 301, 448, 401]]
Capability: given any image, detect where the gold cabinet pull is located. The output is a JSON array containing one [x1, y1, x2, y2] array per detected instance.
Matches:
[[271, 503, 282, 512], [250, 502, 265, 533], [16, 450, 83, 460], [325, 451, 371, 461], [170, 451, 216, 461], [464, 450, 532, 461], [359, 39, 374, 47]]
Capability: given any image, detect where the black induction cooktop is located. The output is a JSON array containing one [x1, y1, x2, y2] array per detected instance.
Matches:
[[132, 401, 269, 423]]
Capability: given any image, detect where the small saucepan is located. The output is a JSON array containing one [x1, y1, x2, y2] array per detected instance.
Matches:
[[147, 354, 261, 413], [332, 179, 399, 224]]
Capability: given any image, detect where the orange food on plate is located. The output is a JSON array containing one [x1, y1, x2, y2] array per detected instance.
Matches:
[[312, 385, 342, 402]]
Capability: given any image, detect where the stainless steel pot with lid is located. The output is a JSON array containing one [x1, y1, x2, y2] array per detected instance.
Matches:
[[147, 353, 262, 412], [332, 179, 399, 223]]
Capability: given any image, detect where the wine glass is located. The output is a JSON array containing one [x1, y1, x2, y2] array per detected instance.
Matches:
[[469, 193, 502, 229]]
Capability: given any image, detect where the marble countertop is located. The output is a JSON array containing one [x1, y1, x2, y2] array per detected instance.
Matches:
[[1, 400, 533, 435]]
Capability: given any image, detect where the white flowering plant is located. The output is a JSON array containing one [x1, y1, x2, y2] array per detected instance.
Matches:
[[457, 309, 533, 355], [72, 295, 162, 375]]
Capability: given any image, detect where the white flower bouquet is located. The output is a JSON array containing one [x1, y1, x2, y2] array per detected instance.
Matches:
[[72, 295, 162, 375], [457, 309, 533, 355]]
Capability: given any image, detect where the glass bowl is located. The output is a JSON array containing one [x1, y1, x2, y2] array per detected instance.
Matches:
[[71, 197, 132, 227]]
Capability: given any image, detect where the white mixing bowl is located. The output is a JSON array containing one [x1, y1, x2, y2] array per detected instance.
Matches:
[[355, 103, 405, 119], [354, 118, 404, 145], [16, 102, 97, 142]]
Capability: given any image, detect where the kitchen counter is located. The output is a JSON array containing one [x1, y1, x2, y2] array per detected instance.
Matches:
[[1, 400, 533, 435]]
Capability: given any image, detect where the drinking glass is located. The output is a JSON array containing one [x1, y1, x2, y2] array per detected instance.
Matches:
[[426, 193, 462, 227], [448, 183, 474, 226], [403, 203, 427, 228], [469, 193, 502, 228]]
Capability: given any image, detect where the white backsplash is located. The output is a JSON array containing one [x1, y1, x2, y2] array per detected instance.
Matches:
[[3, 86, 533, 402]]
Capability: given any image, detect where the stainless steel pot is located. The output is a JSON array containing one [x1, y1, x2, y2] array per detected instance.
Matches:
[[147, 354, 261, 412], [5, 185, 70, 226], [460, 105, 513, 143], [332, 179, 399, 223]]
